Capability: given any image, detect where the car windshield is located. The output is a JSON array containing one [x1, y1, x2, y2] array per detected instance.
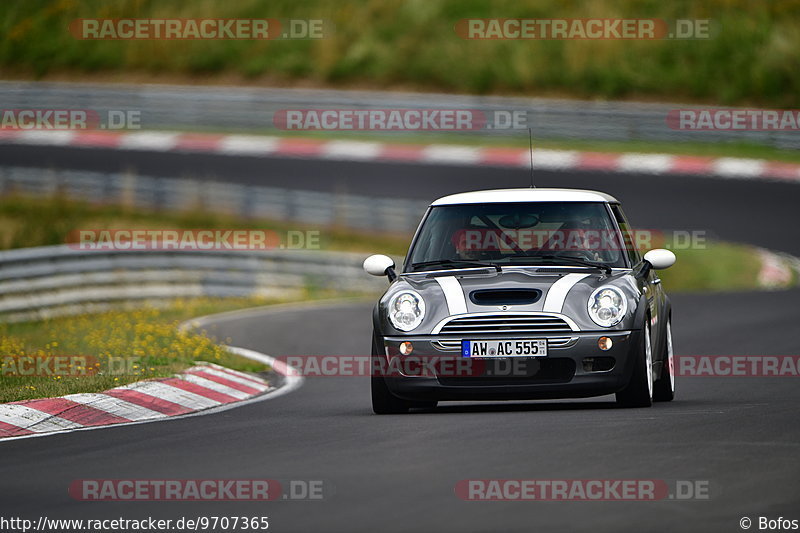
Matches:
[[406, 202, 628, 271]]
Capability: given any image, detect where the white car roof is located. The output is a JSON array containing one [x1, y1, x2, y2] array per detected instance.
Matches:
[[431, 188, 619, 206]]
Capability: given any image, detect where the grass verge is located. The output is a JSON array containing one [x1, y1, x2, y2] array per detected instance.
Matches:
[[0, 295, 327, 403], [0, 195, 411, 255], [656, 242, 764, 292]]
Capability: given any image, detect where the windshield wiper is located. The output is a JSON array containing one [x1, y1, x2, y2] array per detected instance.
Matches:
[[411, 259, 501, 272], [508, 255, 612, 274]]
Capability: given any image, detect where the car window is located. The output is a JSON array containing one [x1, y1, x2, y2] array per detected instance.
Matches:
[[610, 204, 641, 266]]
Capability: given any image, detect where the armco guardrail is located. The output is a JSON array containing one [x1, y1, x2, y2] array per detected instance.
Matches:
[[0, 166, 429, 234], [1, 81, 796, 149], [0, 245, 389, 323]]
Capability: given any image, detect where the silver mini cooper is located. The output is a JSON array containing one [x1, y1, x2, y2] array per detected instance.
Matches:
[[364, 188, 676, 414]]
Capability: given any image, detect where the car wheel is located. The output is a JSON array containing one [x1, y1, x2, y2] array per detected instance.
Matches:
[[653, 318, 675, 402], [371, 330, 411, 414], [616, 321, 654, 408]]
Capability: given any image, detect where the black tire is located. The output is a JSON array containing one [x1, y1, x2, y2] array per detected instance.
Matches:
[[371, 375, 411, 414], [371, 330, 411, 414], [616, 322, 654, 408], [653, 318, 675, 402]]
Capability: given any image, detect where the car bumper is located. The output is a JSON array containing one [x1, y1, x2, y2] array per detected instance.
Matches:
[[377, 330, 641, 401]]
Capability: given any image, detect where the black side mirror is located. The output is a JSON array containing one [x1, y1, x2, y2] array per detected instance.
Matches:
[[633, 260, 651, 279]]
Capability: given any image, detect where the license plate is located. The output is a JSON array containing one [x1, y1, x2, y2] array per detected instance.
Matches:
[[461, 339, 547, 358]]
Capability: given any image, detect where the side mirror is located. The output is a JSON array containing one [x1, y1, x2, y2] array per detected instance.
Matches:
[[363, 254, 397, 281], [643, 249, 676, 270]]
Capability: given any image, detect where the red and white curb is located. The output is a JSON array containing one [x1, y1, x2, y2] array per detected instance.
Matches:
[[757, 249, 799, 289], [2, 129, 799, 182], [0, 354, 301, 441]]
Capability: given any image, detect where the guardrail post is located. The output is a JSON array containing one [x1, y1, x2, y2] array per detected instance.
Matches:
[[121, 169, 136, 209], [241, 185, 255, 219]]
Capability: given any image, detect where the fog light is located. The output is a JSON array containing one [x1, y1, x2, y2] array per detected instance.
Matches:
[[583, 357, 616, 372], [598, 337, 613, 351], [399, 341, 414, 355]]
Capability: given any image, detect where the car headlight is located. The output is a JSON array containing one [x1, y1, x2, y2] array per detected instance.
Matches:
[[387, 290, 425, 331], [587, 286, 627, 327]]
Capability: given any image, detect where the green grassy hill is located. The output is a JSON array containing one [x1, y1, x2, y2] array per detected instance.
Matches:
[[2, 0, 798, 106]]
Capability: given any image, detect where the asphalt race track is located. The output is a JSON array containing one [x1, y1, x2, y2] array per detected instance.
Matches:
[[1, 145, 799, 532]]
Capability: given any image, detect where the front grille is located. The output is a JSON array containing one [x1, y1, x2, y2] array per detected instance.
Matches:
[[436, 314, 574, 336], [433, 337, 577, 351], [431, 314, 577, 352]]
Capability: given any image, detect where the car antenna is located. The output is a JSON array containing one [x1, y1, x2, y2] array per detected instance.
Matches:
[[528, 127, 536, 188]]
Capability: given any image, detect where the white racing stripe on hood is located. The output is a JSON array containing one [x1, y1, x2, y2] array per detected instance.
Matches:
[[542, 273, 590, 312], [435, 276, 468, 315]]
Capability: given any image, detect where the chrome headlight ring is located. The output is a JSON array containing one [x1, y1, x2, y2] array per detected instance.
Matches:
[[587, 286, 627, 328], [387, 290, 426, 332]]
